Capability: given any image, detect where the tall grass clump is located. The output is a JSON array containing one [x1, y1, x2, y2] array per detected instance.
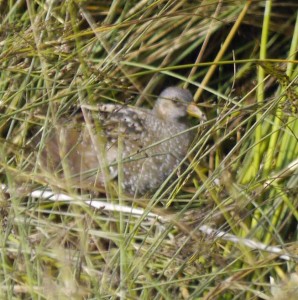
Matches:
[[0, 1, 297, 299]]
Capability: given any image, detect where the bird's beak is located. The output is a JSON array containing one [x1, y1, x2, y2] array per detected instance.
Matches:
[[187, 102, 207, 121]]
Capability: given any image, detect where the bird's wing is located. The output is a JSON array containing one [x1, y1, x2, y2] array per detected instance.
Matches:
[[97, 104, 148, 136], [79, 104, 149, 146]]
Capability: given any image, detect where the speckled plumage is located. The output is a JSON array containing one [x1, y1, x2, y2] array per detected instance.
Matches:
[[39, 87, 198, 195]]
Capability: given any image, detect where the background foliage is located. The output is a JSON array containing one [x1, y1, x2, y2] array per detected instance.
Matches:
[[0, 1, 297, 299]]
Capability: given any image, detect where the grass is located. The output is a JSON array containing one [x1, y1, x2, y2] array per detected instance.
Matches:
[[0, 0, 298, 299]]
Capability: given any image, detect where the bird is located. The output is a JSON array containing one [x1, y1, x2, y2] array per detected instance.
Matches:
[[37, 87, 204, 196]]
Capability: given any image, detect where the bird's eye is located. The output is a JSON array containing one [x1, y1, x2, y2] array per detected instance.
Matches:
[[174, 101, 185, 108]]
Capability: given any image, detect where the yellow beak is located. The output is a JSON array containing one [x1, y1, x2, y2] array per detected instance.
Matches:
[[187, 102, 207, 121]]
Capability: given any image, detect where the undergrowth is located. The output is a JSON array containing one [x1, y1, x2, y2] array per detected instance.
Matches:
[[0, 1, 297, 299]]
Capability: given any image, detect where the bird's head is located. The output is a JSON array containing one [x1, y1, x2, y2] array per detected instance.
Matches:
[[154, 87, 205, 122]]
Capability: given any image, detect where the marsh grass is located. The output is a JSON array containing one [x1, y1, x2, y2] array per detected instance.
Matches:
[[0, 1, 297, 299]]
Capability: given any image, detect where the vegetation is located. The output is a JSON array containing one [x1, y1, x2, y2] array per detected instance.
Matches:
[[0, 0, 297, 299]]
